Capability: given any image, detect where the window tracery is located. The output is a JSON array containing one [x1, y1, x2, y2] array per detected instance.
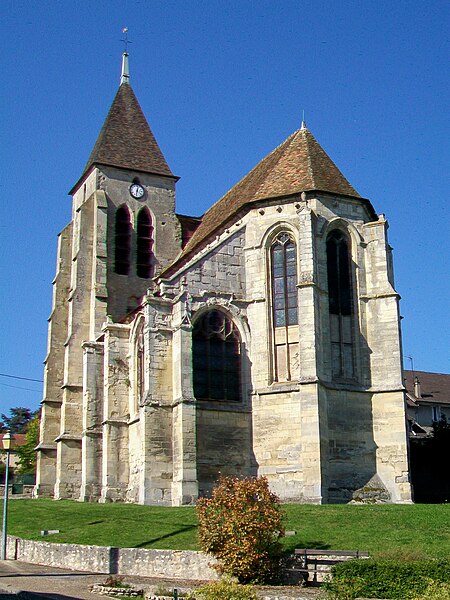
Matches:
[[193, 310, 241, 402], [326, 229, 355, 379], [269, 231, 299, 382], [271, 232, 298, 327]]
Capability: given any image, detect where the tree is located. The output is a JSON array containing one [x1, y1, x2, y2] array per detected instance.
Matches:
[[432, 415, 450, 449], [1, 407, 36, 434], [15, 412, 40, 475], [196, 476, 285, 583]]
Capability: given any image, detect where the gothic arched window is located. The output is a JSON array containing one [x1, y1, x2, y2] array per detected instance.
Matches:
[[326, 230, 355, 379], [271, 233, 298, 327], [114, 206, 131, 275], [193, 310, 241, 402], [270, 232, 298, 382], [136, 208, 153, 278]]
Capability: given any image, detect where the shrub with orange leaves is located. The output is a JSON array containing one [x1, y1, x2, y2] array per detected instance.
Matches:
[[196, 476, 285, 583]]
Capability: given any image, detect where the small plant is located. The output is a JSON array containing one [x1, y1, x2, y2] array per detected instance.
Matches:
[[187, 577, 257, 600], [103, 575, 130, 588], [153, 585, 176, 597], [414, 581, 450, 600], [196, 476, 285, 583], [322, 574, 365, 600], [324, 559, 450, 600]]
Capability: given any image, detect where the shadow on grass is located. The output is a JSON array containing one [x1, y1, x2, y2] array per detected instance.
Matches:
[[134, 524, 198, 548]]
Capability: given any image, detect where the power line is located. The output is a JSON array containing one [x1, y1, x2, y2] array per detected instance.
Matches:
[[0, 382, 41, 393], [0, 372, 43, 383]]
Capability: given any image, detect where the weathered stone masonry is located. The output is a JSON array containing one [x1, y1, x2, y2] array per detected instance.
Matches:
[[36, 54, 412, 506]]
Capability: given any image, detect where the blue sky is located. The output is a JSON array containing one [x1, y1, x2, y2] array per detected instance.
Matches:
[[1, 0, 449, 416]]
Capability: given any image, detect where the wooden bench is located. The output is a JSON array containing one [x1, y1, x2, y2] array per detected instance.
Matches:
[[294, 548, 370, 584]]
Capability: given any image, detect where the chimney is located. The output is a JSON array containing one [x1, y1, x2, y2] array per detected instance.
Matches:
[[414, 377, 421, 399]]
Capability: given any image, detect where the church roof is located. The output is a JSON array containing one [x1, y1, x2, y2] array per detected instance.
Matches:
[[71, 82, 174, 192], [161, 126, 365, 277]]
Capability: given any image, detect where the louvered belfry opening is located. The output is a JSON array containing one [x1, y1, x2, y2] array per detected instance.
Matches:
[[114, 205, 131, 275], [136, 208, 153, 278]]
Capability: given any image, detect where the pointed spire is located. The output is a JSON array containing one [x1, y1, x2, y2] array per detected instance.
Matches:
[[70, 65, 175, 193], [80, 84, 174, 179], [120, 52, 130, 86]]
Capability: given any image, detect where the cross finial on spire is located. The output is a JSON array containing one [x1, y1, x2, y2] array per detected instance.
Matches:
[[120, 28, 131, 86], [121, 27, 131, 53]]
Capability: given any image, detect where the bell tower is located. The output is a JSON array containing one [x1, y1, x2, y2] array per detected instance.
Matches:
[[35, 52, 181, 499]]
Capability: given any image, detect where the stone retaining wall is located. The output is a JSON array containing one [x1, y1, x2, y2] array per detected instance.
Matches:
[[6, 535, 219, 580]]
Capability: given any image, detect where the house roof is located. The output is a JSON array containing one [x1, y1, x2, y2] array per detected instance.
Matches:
[[70, 82, 174, 193], [404, 370, 450, 406], [160, 126, 373, 278]]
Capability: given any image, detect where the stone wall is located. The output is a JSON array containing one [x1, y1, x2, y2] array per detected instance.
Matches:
[[5, 535, 219, 580]]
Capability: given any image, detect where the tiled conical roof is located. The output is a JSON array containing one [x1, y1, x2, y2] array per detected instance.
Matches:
[[161, 126, 362, 277], [81, 83, 174, 180]]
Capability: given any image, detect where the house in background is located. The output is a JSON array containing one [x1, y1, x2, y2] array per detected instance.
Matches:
[[404, 370, 450, 437], [0, 433, 26, 473], [404, 370, 450, 503]]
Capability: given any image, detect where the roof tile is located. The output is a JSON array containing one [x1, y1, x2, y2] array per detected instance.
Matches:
[[82, 83, 174, 179], [161, 127, 361, 277]]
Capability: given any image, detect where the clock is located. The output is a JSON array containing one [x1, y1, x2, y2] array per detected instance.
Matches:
[[129, 183, 145, 199]]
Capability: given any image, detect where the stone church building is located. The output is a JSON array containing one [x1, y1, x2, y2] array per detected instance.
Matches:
[[35, 53, 412, 505]]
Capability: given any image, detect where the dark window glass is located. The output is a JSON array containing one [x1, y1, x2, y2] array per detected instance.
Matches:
[[271, 233, 298, 327], [136, 208, 153, 278], [326, 230, 355, 378], [193, 310, 241, 402], [115, 206, 131, 275]]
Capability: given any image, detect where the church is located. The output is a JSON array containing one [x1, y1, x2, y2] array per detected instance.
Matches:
[[35, 53, 412, 505]]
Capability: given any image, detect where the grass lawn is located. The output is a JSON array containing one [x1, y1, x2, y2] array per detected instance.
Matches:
[[2, 499, 449, 559]]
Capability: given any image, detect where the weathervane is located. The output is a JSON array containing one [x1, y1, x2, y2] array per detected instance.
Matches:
[[121, 27, 132, 53], [120, 28, 131, 85]]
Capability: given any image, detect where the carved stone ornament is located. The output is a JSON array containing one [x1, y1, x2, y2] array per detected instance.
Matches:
[[299, 271, 314, 285]]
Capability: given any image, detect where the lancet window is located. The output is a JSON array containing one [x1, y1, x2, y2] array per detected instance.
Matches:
[[136, 208, 153, 278], [326, 229, 355, 379], [270, 232, 299, 382], [271, 233, 298, 327], [114, 206, 131, 275], [193, 310, 241, 402]]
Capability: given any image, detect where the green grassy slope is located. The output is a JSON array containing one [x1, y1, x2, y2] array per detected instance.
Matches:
[[3, 499, 449, 558]]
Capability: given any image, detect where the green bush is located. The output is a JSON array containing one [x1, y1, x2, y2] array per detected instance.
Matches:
[[188, 577, 257, 600], [323, 559, 450, 599], [196, 476, 285, 583], [414, 581, 450, 599]]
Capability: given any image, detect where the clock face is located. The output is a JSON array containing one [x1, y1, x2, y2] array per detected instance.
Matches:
[[130, 183, 145, 199]]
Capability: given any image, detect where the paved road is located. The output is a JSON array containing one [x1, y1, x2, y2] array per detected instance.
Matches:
[[0, 561, 109, 600], [0, 561, 196, 600], [0, 561, 322, 600]]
